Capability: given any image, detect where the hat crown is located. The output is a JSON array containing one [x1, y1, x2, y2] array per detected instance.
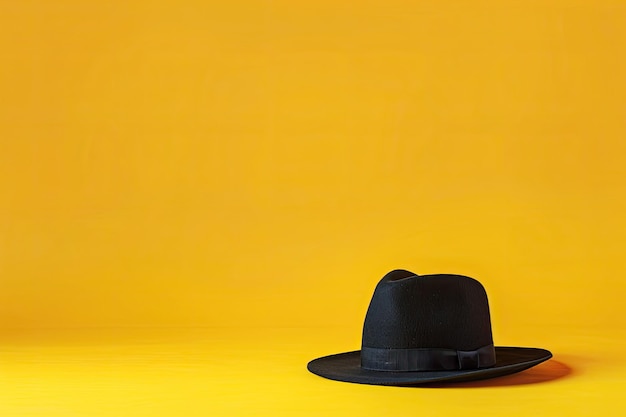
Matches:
[[362, 270, 493, 351]]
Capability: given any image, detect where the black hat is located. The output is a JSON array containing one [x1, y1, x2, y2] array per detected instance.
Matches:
[[307, 270, 551, 385]]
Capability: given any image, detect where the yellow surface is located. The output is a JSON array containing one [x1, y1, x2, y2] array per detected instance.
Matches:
[[1, 0, 625, 415]]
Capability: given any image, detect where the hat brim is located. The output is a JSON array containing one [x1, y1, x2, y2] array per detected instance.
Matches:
[[307, 347, 552, 385]]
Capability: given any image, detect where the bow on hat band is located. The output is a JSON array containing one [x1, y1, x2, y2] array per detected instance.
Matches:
[[360, 344, 496, 371]]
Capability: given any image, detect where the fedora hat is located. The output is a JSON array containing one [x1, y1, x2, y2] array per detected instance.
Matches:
[[307, 269, 551, 385]]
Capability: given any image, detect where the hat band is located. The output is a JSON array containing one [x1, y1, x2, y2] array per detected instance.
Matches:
[[360, 344, 496, 371]]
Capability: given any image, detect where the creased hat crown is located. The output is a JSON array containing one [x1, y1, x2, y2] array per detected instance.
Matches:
[[362, 270, 494, 351]]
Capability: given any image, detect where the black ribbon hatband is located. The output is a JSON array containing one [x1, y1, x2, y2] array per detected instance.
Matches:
[[360, 344, 496, 371]]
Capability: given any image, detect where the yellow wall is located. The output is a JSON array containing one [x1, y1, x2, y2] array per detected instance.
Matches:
[[1, 0, 625, 335]]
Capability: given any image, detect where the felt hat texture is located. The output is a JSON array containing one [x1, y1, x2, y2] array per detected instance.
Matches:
[[307, 270, 552, 385]]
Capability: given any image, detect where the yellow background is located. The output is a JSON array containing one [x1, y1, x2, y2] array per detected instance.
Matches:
[[1, 0, 625, 415]]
